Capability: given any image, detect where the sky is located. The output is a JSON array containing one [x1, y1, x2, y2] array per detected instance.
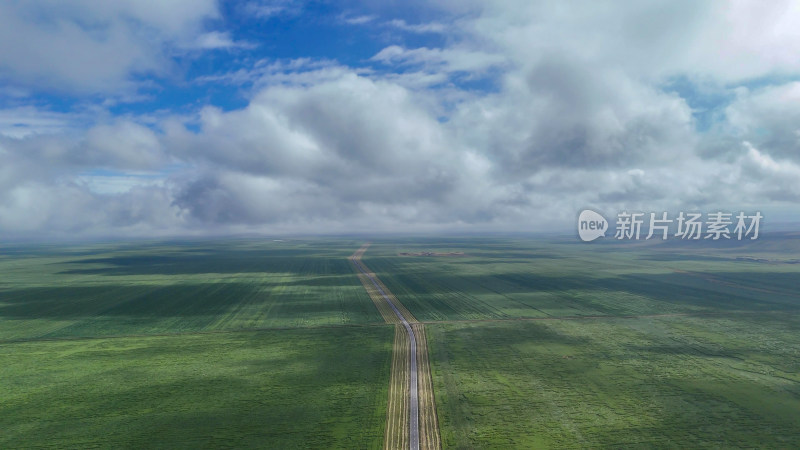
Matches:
[[1, 0, 800, 240]]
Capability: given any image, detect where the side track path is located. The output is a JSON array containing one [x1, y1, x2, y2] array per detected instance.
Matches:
[[350, 244, 441, 450]]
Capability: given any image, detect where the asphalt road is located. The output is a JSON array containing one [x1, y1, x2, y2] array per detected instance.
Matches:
[[352, 259, 420, 450]]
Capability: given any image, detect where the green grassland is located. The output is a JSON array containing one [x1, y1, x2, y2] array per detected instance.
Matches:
[[362, 235, 800, 447], [0, 238, 392, 448], [1, 326, 392, 448], [0, 239, 384, 340], [2, 235, 799, 448], [427, 315, 800, 448], [361, 235, 800, 321]]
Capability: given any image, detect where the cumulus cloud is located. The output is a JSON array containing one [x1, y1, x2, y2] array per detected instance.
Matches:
[[1, 0, 800, 239], [0, 181, 184, 239], [167, 69, 487, 227], [448, 0, 800, 81], [448, 57, 696, 174], [723, 83, 800, 161], [0, 0, 219, 94]]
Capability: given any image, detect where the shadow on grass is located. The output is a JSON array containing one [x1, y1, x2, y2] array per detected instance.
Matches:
[[58, 249, 358, 276], [368, 261, 800, 316], [0, 283, 368, 320], [0, 327, 392, 448], [0, 279, 384, 341]]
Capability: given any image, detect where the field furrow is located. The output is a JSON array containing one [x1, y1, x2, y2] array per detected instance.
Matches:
[[412, 323, 442, 450], [385, 324, 410, 449]]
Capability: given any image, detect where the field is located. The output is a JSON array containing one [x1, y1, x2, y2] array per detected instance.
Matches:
[[1, 327, 392, 448], [0, 239, 384, 341], [428, 316, 800, 447], [363, 235, 800, 447], [2, 235, 800, 447], [362, 236, 800, 321], [0, 239, 392, 448]]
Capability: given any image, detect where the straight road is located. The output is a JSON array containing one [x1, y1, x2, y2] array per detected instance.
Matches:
[[351, 257, 420, 450]]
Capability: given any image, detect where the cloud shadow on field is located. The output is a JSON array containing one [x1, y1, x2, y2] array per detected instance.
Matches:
[[0, 326, 392, 448], [0, 279, 385, 341], [57, 250, 357, 276], [377, 269, 800, 318]]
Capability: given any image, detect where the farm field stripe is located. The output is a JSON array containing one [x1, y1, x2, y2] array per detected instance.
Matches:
[[386, 324, 410, 450], [412, 323, 441, 450], [0, 322, 390, 345], [0, 309, 788, 346]]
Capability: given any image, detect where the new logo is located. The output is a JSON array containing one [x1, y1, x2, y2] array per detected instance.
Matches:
[[578, 209, 608, 242]]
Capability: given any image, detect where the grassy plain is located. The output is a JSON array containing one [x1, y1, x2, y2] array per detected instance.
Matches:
[[427, 315, 800, 448], [0, 238, 392, 448], [1, 326, 392, 448], [363, 235, 800, 447], [362, 235, 800, 321], [3, 234, 800, 448], [0, 239, 384, 341]]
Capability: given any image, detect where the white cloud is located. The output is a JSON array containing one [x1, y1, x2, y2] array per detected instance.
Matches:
[[2, 0, 800, 239], [0, 181, 185, 238], [386, 19, 448, 34], [190, 32, 255, 50], [372, 45, 506, 74], [242, 1, 301, 19], [82, 121, 166, 170], [723, 82, 800, 161], [195, 58, 348, 88], [340, 14, 377, 25], [454, 0, 800, 82], [0, 0, 219, 94], [0, 107, 82, 139]]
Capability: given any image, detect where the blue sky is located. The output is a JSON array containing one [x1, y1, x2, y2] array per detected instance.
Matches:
[[3, 1, 455, 116], [1, 1, 800, 240]]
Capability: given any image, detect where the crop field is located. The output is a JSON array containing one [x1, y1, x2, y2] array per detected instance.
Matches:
[[0, 239, 384, 341], [361, 235, 800, 321], [427, 315, 800, 448], [360, 235, 800, 447], [0, 238, 394, 448], [0, 326, 392, 448], [2, 235, 799, 448]]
